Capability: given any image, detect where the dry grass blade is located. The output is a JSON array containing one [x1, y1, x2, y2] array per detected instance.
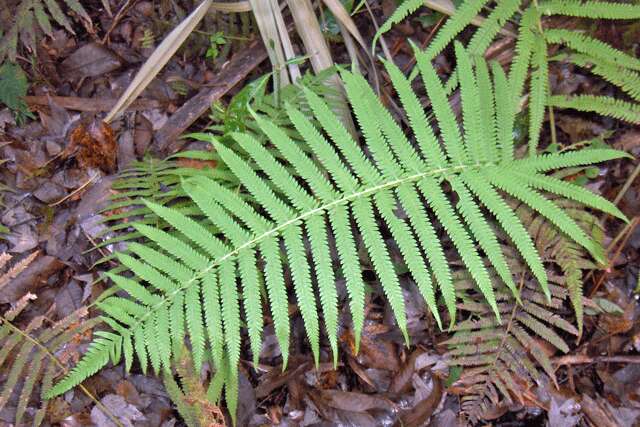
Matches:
[[320, 0, 379, 90], [249, 0, 290, 87], [321, 0, 368, 53], [286, 0, 356, 134], [211, 1, 251, 12], [269, 0, 301, 81], [286, 0, 334, 74], [104, 0, 213, 123]]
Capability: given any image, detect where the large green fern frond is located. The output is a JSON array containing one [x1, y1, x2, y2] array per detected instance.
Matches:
[[46, 45, 628, 423]]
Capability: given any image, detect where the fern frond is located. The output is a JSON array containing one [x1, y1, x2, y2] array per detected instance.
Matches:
[[447, 279, 577, 423], [519, 200, 603, 335], [549, 95, 640, 124], [508, 5, 538, 103], [49, 48, 626, 423], [491, 62, 515, 163], [510, 148, 631, 172], [0, 0, 90, 62], [372, 0, 424, 51], [424, 0, 491, 60], [544, 29, 640, 72], [45, 330, 118, 398], [484, 169, 603, 262], [163, 350, 227, 427], [467, 0, 521, 55], [475, 59, 498, 160], [541, 0, 640, 19], [506, 169, 626, 221], [528, 36, 549, 155], [456, 42, 488, 163], [561, 53, 640, 102]]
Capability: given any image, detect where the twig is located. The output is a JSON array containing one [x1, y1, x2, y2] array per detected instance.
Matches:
[[24, 96, 162, 112], [48, 172, 100, 207], [553, 354, 640, 366], [588, 216, 640, 297], [102, 0, 137, 44], [153, 40, 268, 153], [613, 161, 640, 207]]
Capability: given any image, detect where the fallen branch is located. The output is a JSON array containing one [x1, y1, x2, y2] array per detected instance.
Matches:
[[553, 354, 640, 365], [24, 96, 162, 112], [153, 40, 268, 153]]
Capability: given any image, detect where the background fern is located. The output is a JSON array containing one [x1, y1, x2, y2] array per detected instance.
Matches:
[[0, 0, 91, 63], [46, 44, 628, 423], [378, 0, 640, 130], [446, 277, 578, 423], [447, 200, 605, 422], [0, 279, 101, 426]]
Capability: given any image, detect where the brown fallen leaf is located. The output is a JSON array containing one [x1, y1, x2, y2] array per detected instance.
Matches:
[[394, 377, 443, 427], [67, 120, 117, 173], [320, 390, 394, 412], [61, 43, 123, 79], [389, 349, 424, 395]]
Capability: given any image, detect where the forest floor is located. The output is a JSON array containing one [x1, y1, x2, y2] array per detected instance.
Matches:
[[1, 1, 639, 426]]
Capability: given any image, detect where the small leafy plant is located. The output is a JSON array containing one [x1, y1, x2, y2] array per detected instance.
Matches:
[[206, 31, 227, 61], [46, 43, 628, 423], [0, 62, 33, 123]]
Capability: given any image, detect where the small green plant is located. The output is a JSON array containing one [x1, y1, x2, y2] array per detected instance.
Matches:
[[205, 31, 227, 61], [0, 62, 33, 123], [140, 28, 156, 49], [46, 43, 628, 423]]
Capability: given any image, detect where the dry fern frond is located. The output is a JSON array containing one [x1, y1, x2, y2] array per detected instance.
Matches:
[[446, 200, 603, 423], [0, 299, 101, 426], [516, 198, 603, 335], [445, 278, 578, 423], [0, 0, 91, 63], [0, 250, 39, 289]]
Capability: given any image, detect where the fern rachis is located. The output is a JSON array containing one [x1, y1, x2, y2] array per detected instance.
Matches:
[[46, 43, 629, 423]]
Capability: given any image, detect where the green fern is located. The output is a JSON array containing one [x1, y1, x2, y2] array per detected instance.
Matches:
[[93, 154, 228, 255], [388, 0, 640, 134], [45, 44, 628, 422], [549, 95, 640, 123], [0, 0, 91, 63], [372, 0, 424, 50], [94, 71, 340, 257]]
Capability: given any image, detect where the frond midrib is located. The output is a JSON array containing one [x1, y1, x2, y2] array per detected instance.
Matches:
[[125, 161, 488, 330]]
